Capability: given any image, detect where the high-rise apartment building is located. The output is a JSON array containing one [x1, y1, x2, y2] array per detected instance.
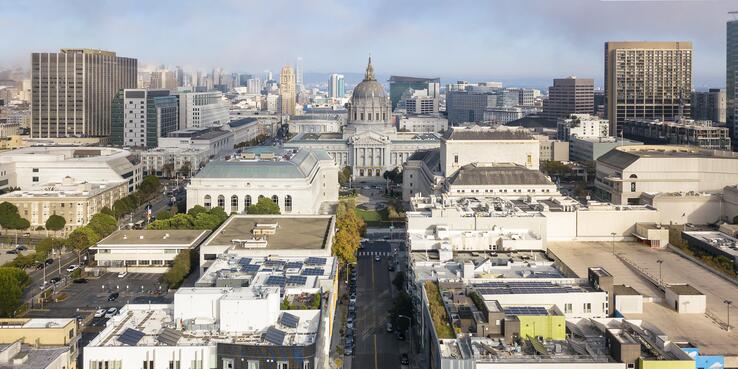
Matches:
[[177, 92, 228, 129], [542, 77, 594, 120], [605, 41, 693, 136], [31, 48, 137, 138], [279, 65, 296, 116], [295, 57, 304, 91], [727, 18, 738, 148], [389, 76, 440, 110], [111, 89, 178, 148], [247, 78, 263, 95], [692, 89, 726, 124], [150, 69, 177, 91], [446, 90, 497, 124], [329, 74, 345, 98]]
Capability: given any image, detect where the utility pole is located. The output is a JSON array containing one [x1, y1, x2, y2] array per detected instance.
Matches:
[[656, 259, 663, 286], [610, 232, 616, 255], [726, 300, 733, 331]]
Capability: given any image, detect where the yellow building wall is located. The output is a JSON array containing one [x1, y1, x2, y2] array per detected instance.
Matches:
[[518, 315, 566, 340], [638, 359, 694, 369], [0, 319, 76, 346]]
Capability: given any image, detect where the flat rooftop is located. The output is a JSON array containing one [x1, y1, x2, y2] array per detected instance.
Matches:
[[683, 231, 738, 258], [197, 254, 336, 290], [0, 345, 69, 369], [203, 215, 332, 250], [411, 251, 565, 281], [96, 230, 211, 247], [0, 318, 73, 329], [668, 284, 702, 296]]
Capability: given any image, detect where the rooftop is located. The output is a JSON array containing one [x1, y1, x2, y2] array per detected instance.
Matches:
[[447, 163, 554, 186], [598, 145, 738, 169], [95, 230, 211, 248], [0, 179, 126, 199], [0, 318, 74, 329], [194, 149, 333, 179], [683, 230, 738, 258], [202, 215, 333, 251], [443, 126, 533, 141], [0, 344, 69, 369], [667, 284, 703, 296]]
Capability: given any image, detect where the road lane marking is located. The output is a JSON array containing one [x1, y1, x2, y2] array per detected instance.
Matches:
[[371, 257, 375, 290], [374, 335, 378, 369]]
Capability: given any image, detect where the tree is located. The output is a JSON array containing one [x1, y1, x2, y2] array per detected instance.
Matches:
[[246, 197, 281, 215], [390, 292, 414, 331], [139, 175, 161, 197], [0, 202, 20, 229], [87, 214, 118, 238], [187, 205, 208, 218], [148, 213, 195, 230], [113, 198, 133, 219], [0, 267, 28, 317], [45, 214, 66, 234], [66, 227, 100, 265], [179, 161, 192, 177], [163, 250, 192, 288], [100, 207, 116, 218], [156, 210, 172, 221], [338, 166, 352, 187]]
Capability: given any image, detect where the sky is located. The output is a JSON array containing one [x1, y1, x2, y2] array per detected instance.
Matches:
[[0, 0, 735, 88]]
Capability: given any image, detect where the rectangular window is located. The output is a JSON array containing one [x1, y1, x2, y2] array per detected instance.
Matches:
[[454, 155, 458, 163], [222, 359, 234, 369], [564, 303, 572, 314], [583, 303, 591, 313], [32, 176, 39, 182], [277, 362, 289, 369], [248, 361, 260, 369], [32, 168, 39, 172]]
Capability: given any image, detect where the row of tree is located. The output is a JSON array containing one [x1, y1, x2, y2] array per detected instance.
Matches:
[[163, 249, 193, 288], [111, 176, 162, 219], [147, 206, 229, 231], [234, 134, 269, 149], [332, 199, 365, 265], [0, 267, 30, 317]]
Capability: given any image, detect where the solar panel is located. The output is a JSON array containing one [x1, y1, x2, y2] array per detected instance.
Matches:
[[264, 326, 286, 345], [285, 261, 303, 270], [238, 258, 252, 266], [287, 275, 307, 285], [242, 264, 260, 273], [117, 328, 145, 346], [263, 259, 286, 267], [301, 268, 324, 276], [280, 312, 300, 328], [305, 257, 327, 266], [157, 327, 183, 346], [504, 306, 548, 316], [265, 275, 286, 286]]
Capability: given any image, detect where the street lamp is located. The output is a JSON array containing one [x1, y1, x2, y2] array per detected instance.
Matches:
[[656, 259, 664, 285], [610, 232, 616, 255], [397, 314, 413, 356], [725, 300, 733, 332]]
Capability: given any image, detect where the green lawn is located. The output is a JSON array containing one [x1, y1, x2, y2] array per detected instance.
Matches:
[[354, 208, 384, 222]]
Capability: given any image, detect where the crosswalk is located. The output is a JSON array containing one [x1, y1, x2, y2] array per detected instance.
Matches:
[[357, 251, 392, 257]]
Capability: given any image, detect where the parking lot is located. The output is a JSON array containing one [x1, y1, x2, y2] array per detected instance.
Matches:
[[27, 272, 173, 319]]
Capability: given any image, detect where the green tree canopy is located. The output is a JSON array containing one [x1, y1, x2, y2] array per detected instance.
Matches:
[[66, 227, 100, 253], [45, 214, 66, 232], [246, 197, 281, 215], [187, 205, 208, 218], [100, 206, 116, 218], [0, 202, 30, 231], [139, 175, 161, 195], [0, 267, 28, 317], [156, 210, 172, 221], [87, 213, 118, 238]]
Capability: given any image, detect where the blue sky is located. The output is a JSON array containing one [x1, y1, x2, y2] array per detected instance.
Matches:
[[0, 0, 733, 88]]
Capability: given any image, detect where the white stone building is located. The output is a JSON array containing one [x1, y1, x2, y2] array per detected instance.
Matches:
[[288, 58, 441, 180], [137, 146, 211, 177], [397, 114, 448, 133], [158, 127, 233, 159], [176, 91, 229, 129], [557, 113, 610, 140], [186, 149, 338, 215]]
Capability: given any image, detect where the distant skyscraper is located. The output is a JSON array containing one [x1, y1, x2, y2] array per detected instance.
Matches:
[[279, 65, 296, 116], [542, 77, 594, 120], [295, 57, 304, 91], [329, 74, 345, 98], [31, 48, 137, 138], [111, 89, 178, 148], [605, 41, 693, 136], [247, 78, 263, 95], [175, 66, 184, 87], [692, 89, 726, 124], [389, 76, 440, 111], [727, 17, 738, 148], [264, 70, 273, 82], [239, 74, 253, 87], [150, 69, 177, 91]]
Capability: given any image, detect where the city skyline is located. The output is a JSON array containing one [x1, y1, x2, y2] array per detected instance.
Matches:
[[0, 0, 735, 88]]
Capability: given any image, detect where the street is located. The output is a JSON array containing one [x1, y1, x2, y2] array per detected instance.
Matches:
[[353, 238, 406, 369]]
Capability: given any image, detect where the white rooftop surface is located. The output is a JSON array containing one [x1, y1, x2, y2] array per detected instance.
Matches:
[[411, 251, 566, 281], [0, 318, 73, 329], [683, 230, 738, 258], [87, 304, 320, 348]]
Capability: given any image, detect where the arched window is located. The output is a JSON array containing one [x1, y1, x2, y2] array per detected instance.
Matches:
[[230, 195, 238, 213], [629, 174, 638, 192], [376, 113, 380, 121], [376, 169, 381, 176], [217, 195, 225, 208], [245, 195, 252, 209], [204, 195, 212, 210], [285, 195, 292, 212], [359, 169, 365, 176], [271, 195, 279, 205]]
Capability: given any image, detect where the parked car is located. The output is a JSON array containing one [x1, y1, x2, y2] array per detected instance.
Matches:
[[104, 307, 118, 318], [349, 294, 356, 304], [396, 330, 405, 341], [66, 264, 78, 273], [15, 245, 27, 251], [374, 255, 381, 262], [35, 263, 44, 270], [346, 317, 354, 329], [386, 321, 393, 333], [73, 278, 88, 284], [401, 353, 410, 365], [94, 309, 106, 318], [387, 264, 395, 272], [5, 249, 17, 254], [108, 292, 119, 302], [49, 277, 61, 284], [39, 281, 48, 290], [117, 271, 128, 278], [44, 258, 54, 266]]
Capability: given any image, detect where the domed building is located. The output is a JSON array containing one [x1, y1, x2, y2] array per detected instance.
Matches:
[[289, 58, 440, 180]]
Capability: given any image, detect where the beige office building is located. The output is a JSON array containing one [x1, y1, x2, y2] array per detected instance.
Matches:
[[604, 41, 692, 136], [279, 65, 296, 116], [31, 48, 137, 138]]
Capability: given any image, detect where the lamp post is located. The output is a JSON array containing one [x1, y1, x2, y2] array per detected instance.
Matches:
[[656, 259, 663, 286], [610, 232, 616, 255], [398, 314, 413, 356], [725, 300, 733, 331]]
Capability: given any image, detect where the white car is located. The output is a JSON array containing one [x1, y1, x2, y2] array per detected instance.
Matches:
[[104, 307, 118, 318], [94, 309, 106, 318], [117, 271, 128, 278], [374, 255, 381, 262], [66, 264, 78, 273]]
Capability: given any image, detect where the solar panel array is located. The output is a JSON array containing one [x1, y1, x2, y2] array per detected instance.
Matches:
[[265, 275, 286, 286], [474, 281, 580, 295], [242, 264, 261, 273], [305, 257, 327, 266], [301, 268, 324, 276], [286, 275, 307, 285], [157, 327, 183, 346], [238, 258, 252, 266], [504, 306, 548, 316], [117, 328, 145, 346], [279, 312, 300, 328], [285, 261, 303, 270], [264, 326, 286, 345], [263, 259, 286, 268]]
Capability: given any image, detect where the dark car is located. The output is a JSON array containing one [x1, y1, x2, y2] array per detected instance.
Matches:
[[35, 263, 44, 270], [401, 353, 409, 365], [49, 277, 61, 284], [108, 292, 120, 302], [5, 249, 17, 254], [73, 278, 88, 284], [15, 245, 27, 251], [396, 330, 405, 341], [45, 258, 54, 266]]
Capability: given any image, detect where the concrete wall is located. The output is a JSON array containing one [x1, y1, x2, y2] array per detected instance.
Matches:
[[664, 290, 706, 314], [442, 138, 540, 177], [647, 194, 722, 225], [576, 207, 660, 239], [517, 315, 566, 340], [614, 294, 643, 314]]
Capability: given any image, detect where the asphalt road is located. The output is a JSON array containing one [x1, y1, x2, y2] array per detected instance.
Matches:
[[353, 247, 405, 369], [22, 251, 81, 300]]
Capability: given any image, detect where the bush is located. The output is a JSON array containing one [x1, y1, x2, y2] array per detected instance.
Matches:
[[163, 250, 192, 288], [0, 267, 29, 317], [425, 281, 455, 339]]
